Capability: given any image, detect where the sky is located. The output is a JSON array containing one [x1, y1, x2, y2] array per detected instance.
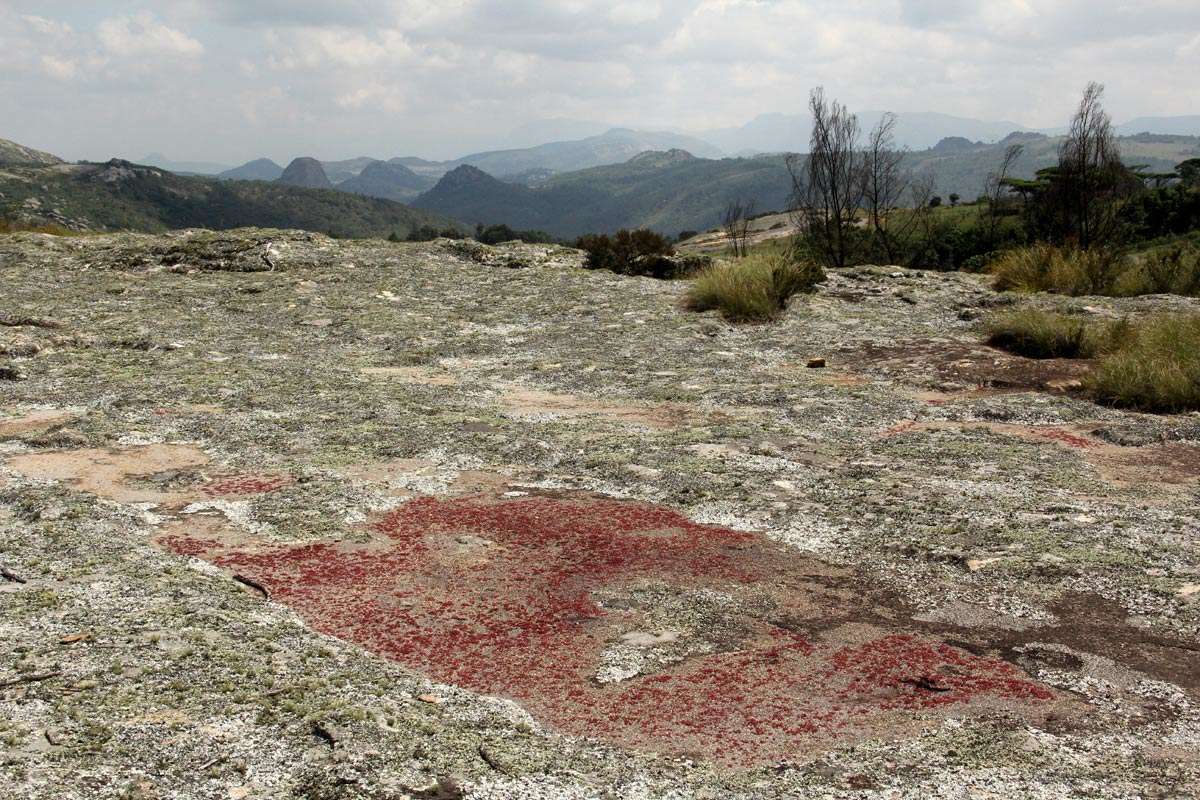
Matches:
[[1, 0, 1197, 164]]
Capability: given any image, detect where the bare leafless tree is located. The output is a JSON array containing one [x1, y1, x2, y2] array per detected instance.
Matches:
[[1058, 82, 1129, 249], [901, 173, 942, 266], [788, 87, 865, 268], [982, 143, 1024, 246], [722, 198, 756, 258], [861, 112, 911, 263]]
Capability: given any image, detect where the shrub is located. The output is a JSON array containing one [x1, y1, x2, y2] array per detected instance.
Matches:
[[575, 229, 680, 278], [984, 309, 1126, 359], [399, 225, 466, 242], [1088, 315, 1200, 412], [990, 244, 1125, 295], [475, 224, 554, 245], [684, 252, 824, 323]]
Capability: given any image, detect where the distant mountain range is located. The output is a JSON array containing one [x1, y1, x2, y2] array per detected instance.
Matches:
[[139, 113, 1198, 183], [697, 112, 1032, 155], [1115, 116, 1200, 137], [140, 153, 234, 176], [6, 115, 1197, 242], [412, 150, 794, 238], [411, 133, 1200, 239]]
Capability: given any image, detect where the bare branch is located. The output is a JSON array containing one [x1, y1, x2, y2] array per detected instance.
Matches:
[[792, 87, 865, 268]]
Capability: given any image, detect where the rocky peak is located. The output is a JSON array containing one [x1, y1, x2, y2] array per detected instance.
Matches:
[[434, 164, 498, 190], [277, 157, 332, 190]]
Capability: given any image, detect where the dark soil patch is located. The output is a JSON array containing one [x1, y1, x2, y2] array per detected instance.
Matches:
[[846, 341, 1092, 395]]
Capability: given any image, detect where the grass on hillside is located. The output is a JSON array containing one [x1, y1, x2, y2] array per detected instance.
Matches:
[[984, 308, 1128, 359], [684, 251, 824, 322], [990, 242, 1200, 297], [986, 308, 1200, 412]]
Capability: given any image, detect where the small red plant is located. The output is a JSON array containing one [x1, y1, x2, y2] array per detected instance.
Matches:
[[163, 494, 1054, 767], [202, 474, 291, 498], [1034, 429, 1097, 449]]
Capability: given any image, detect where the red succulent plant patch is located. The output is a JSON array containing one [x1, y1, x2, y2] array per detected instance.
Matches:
[[201, 474, 292, 498], [163, 493, 1058, 768]]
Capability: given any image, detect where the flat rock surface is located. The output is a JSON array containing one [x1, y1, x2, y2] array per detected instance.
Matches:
[[1, 228, 1199, 798]]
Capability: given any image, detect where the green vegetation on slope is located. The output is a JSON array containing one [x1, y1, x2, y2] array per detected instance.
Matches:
[[0, 160, 460, 239]]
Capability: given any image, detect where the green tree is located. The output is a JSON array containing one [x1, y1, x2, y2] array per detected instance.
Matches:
[[1179, 159, 1200, 189]]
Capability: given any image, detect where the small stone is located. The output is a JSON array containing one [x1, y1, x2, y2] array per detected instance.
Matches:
[[624, 464, 663, 481], [417, 694, 444, 705], [806, 358, 827, 369], [752, 441, 785, 457]]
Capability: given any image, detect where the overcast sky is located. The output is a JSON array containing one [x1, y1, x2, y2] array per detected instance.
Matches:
[[2, 1, 1196, 164]]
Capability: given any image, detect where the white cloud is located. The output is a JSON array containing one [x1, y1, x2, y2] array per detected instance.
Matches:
[[40, 55, 78, 80], [0, 1, 1197, 163], [97, 12, 204, 58]]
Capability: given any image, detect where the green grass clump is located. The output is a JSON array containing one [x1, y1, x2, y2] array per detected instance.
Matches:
[[984, 309, 1127, 359], [1088, 315, 1200, 412], [684, 252, 824, 322]]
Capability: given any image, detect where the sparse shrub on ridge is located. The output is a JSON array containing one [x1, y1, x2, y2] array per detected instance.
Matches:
[[402, 225, 466, 242], [475, 224, 555, 245], [684, 251, 824, 323], [1088, 315, 1200, 412], [576, 229, 686, 278], [984, 309, 1127, 359]]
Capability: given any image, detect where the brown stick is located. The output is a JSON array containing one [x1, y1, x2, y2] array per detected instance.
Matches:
[[0, 671, 62, 688], [0, 565, 26, 584], [478, 744, 510, 774], [233, 574, 269, 599]]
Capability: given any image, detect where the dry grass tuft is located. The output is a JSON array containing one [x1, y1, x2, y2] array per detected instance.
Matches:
[[684, 252, 824, 323], [990, 243, 1200, 298], [984, 309, 1127, 359], [1087, 314, 1200, 412]]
